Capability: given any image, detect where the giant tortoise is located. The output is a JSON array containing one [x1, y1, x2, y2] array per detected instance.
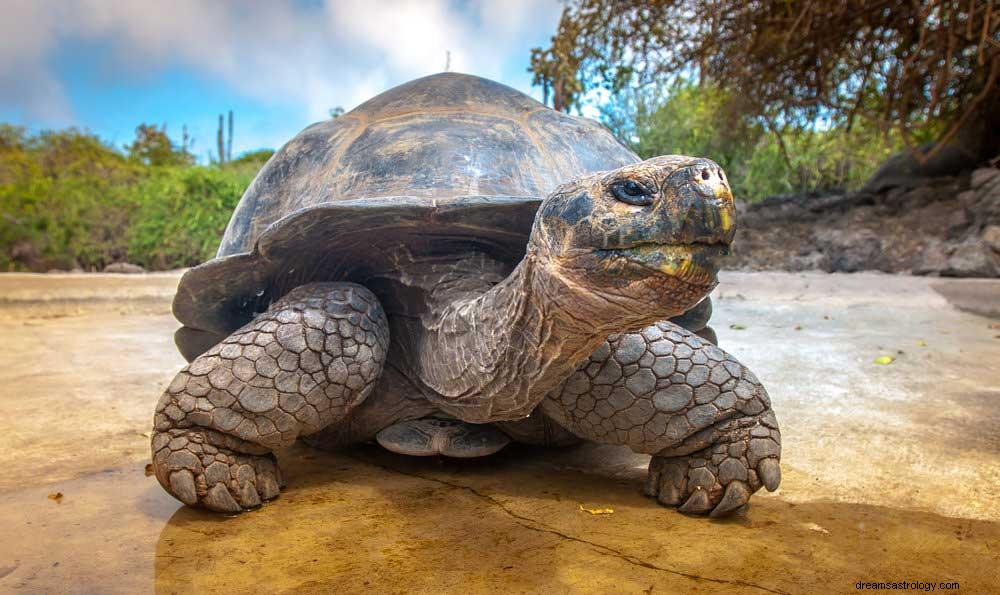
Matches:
[[152, 72, 781, 517]]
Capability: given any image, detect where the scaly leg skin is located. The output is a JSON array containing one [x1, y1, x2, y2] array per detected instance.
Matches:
[[151, 282, 388, 513], [541, 320, 781, 517]]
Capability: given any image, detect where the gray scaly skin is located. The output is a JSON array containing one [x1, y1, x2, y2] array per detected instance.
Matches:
[[151, 283, 388, 512], [152, 156, 782, 516]]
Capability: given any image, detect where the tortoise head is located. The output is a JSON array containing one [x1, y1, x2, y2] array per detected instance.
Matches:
[[530, 155, 736, 317]]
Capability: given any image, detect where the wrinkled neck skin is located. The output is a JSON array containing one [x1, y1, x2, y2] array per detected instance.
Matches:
[[415, 247, 710, 423]]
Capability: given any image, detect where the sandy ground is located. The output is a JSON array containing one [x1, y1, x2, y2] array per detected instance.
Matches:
[[0, 270, 998, 594]]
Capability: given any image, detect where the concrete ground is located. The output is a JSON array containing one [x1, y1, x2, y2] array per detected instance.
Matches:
[[0, 271, 998, 594]]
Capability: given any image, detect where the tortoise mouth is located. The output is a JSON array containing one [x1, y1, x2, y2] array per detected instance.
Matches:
[[595, 242, 730, 284]]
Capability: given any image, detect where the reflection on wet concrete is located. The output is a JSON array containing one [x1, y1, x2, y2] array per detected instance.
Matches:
[[4, 443, 998, 594], [2, 271, 999, 593]]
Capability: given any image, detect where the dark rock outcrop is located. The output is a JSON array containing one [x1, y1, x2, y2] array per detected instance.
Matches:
[[729, 168, 1000, 277]]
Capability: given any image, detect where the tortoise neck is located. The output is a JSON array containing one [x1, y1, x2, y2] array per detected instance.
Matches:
[[415, 250, 619, 423]]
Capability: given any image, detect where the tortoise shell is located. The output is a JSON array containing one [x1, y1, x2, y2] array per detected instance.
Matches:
[[173, 72, 639, 360]]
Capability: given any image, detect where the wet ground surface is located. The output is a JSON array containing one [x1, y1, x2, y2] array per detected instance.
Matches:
[[0, 271, 998, 594]]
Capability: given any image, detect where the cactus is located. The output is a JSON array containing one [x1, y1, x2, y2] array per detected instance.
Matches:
[[215, 111, 234, 164], [217, 115, 224, 164]]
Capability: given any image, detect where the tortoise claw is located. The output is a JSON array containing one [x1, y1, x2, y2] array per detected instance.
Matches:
[[656, 481, 684, 507], [758, 457, 782, 492], [710, 481, 750, 517], [257, 474, 280, 500], [238, 482, 262, 509], [152, 429, 284, 513], [678, 488, 713, 514], [204, 483, 241, 513], [168, 470, 198, 506]]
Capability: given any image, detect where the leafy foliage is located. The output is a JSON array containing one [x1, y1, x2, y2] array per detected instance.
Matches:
[[529, 12, 585, 112], [126, 124, 195, 167], [227, 149, 274, 168], [0, 125, 267, 271], [125, 166, 258, 270], [531, 0, 1000, 165]]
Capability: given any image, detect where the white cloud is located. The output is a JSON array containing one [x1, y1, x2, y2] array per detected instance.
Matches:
[[0, 0, 562, 131], [0, 0, 74, 122], [328, 0, 470, 74]]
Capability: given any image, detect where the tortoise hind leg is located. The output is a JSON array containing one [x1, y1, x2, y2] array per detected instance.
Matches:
[[302, 365, 438, 450], [376, 418, 511, 458], [151, 282, 389, 512], [302, 368, 510, 458], [496, 409, 582, 447]]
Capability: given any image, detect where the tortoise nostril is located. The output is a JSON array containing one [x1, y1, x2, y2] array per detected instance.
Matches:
[[701, 169, 711, 181]]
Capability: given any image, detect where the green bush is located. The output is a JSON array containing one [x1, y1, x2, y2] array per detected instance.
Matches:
[[126, 166, 255, 270], [0, 125, 267, 271], [0, 125, 141, 270], [740, 125, 905, 200]]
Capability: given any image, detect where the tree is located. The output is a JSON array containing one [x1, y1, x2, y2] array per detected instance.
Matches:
[[530, 1, 1000, 169], [126, 124, 193, 167], [529, 10, 585, 112]]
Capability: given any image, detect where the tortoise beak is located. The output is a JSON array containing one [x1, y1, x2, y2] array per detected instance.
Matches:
[[659, 160, 736, 247]]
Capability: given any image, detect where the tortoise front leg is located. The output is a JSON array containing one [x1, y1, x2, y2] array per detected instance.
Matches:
[[151, 282, 388, 512], [541, 321, 781, 517]]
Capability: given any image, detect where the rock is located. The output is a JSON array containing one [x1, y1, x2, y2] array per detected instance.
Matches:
[[945, 208, 972, 239], [944, 237, 999, 277], [8, 240, 43, 270], [862, 143, 973, 193], [913, 240, 950, 276], [727, 166, 998, 278], [959, 168, 1000, 231], [917, 237, 1000, 277], [103, 262, 145, 274], [788, 251, 829, 272], [983, 225, 1000, 252], [971, 167, 1000, 190], [814, 228, 886, 273]]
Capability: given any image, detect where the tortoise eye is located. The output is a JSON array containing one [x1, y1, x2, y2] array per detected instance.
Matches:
[[610, 180, 654, 206]]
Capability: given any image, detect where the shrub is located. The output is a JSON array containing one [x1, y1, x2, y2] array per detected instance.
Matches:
[[0, 126, 144, 270], [0, 125, 265, 271], [126, 166, 254, 270]]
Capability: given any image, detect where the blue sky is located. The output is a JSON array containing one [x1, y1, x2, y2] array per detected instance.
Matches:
[[0, 0, 564, 160]]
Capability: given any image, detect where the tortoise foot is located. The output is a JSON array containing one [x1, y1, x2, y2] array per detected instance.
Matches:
[[644, 413, 781, 517], [376, 418, 510, 458], [152, 429, 285, 513]]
